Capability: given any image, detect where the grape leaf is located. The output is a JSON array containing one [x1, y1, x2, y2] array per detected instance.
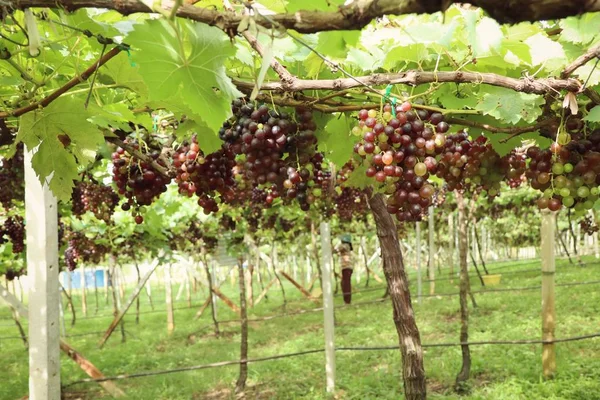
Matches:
[[584, 106, 600, 122], [524, 34, 565, 71], [475, 87, 544, 124], [315, 31, 359, 60], [103, 52, 149, 99], [317, 114, 358, 168], [127, 20, 241, 134], [177, 119, 221, 154], [17, 97, 104, 201], [287, 0, 344, 12], [559, 14, 600, 45], [344, 163, 370, 190], [487, 131, 552, 157]]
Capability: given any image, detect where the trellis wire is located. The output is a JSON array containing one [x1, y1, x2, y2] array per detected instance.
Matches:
[[63, 332, 600, 386]]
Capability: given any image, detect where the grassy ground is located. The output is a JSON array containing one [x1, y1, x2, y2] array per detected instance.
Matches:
[[1, 255, 600, 400]]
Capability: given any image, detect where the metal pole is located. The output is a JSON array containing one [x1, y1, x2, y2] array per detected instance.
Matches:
[[541, 210, 556, 378], [25, 147, 60, 400]]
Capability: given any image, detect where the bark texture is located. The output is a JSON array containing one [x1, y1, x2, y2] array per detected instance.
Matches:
[[9, 0, 600, 34], [368, 193, 426, 400], [235, 260, 249, 394], [455, 192, 472, 393]]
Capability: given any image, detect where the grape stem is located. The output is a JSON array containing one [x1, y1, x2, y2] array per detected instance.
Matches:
[[105, 136, 174, 179]]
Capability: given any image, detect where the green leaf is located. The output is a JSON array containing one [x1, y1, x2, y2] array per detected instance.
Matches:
[[500, 39, 532, 65], [103, 52, 149, 99], [475, 87, 544, 124], [127, 20, 241, 134], [177, 119, 221, 154], [487, 131, 552, 157], [524, 34, 565, 70], [317, 114, 358, 168], [344, 163, 370, 189], [315, 31, 359, 59], [287, 0, 344, 12], [17, 97, 104, 201], [584, 106, 600, 122], [383, 44, 430, 70], [559, 14, 600, 45]]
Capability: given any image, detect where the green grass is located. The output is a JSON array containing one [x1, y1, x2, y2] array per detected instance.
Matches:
[[1, 256, 600, 399]]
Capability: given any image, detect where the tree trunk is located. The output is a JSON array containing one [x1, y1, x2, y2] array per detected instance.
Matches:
[[235, 259, 249, 394], [367, 193, 426, 400], [202, 256, 220, 336], [60, 282, 76, 327], [455, 192, 471, 393], [473, 224, 488, 274]]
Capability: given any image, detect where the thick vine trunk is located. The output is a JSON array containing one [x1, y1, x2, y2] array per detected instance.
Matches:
[[202, 256, 220, 336], [473, 224, 488, 274], [367, 193, 426, 400], [455, 192, 471, 393], [60, 282, 76, 327], [235, 259, 248, 394]]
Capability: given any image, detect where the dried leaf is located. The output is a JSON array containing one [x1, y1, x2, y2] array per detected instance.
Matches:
[[563, 91, 579, 115]]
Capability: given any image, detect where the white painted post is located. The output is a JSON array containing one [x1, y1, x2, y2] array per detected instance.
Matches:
[[319, 222, 335, 394], [428, 207, 435, 295], [541, 210, 556, 378], [25, 148, 61, 400], [449, 213, 455, 281], [416, 221, 422, 304]]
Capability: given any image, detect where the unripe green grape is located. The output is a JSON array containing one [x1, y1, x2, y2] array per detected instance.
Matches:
[[352, 126, 362, 136], [543, 188, 554, 199], [577, 186, 590, 198], [560, 188, 570, 197], [552, 163, 564, 175], [415, 163, 427, 177], [368, 109, 377, 118], [573, 177, 584, 188], [472, 176, 482, 185], [554, 175, 567, 188], [563, 196, 575, 208], [488, 188, 498, 196], [312, 188, 322, 197], [378, 133, 389, 143], [358, 146, 366, 156], [584, 200, 594, 210], [564, 163, 574, 173], [382, 111, 392, 121], [574, 202, 585, 212], [591, 187, 599, 196], [479, 167, 487, 176]]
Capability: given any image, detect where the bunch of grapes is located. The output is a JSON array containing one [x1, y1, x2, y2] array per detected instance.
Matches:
[[111, 141, 171, 224], [580, 215, 599, 236], [335, 187, 368, 222], [218, 101, 322, 210], [71, 180, 120, 222], [528, 131, 600, 212], [501, 149, 527, 188], [172, 135, 237, 214], [436, 132, 503, 197], [1, 216, 25, 253], [0, 144, 25, 209], [63, 232, 109, 271], [352, 102, 446, 221]]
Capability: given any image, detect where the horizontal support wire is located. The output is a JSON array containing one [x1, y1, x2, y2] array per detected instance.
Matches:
[[63, 332, 600, 386]]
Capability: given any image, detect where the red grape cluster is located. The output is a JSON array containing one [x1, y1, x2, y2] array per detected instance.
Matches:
[[63, 231, 109, 271], [0, 216, 25, 253], [580, 215, 599, 235], [528, 131, 600, 212], [335, 187, 368, 222], [111, 142, 171, 224], [352, 102, 446, 221], [219, 101, 321, 210], [501, 149, 527, 188], [0, 144, 24, 209], [71, 180, 120, 222], [436, 132, 503, 197], [172, 135, 236, 214]]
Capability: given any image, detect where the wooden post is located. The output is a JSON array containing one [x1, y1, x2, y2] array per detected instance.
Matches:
[[211, 260, 218, 319], [211, 287, 241, 314], [98, 261, 160, 348], [165, 264, 175, 335], [278, 270, 319, 304], [541, 210, 556, 378], [320, 221, 335, 394], [416, 221, 422, 304], [448, 213, 455, 282], [25, 147, 61, 400], [428, 206, 435, 295], [253, 277, 277, 306]]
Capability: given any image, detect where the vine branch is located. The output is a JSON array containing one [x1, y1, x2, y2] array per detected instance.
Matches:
[[104, 136, 174, 179], [233, 70, 582, 95], [7, 0, 600, 34], [561, 42, 600, 78], [0, 46, 123, 119]]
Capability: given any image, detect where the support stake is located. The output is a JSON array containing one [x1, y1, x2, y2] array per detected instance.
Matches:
[[320, 222, 335, 394]]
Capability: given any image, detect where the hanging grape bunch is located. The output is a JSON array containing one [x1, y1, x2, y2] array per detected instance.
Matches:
[[501, 149, 527, 189], [352, 102, 445, 221], [71, 180, 120, 222], [111, 141, 171, 224], [0, 216, 25, 253], [529, 129, 600, 212], [0, 143, 25, 209], [580, 215, 599, 236], [436, 132, 503, 197], [172, 134, 236, 214], [63, 231, 109, 271], [218, 101, 322, 211]]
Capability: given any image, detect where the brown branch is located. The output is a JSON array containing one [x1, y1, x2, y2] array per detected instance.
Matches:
[[105, 136, 175, 179], [445, 117, 555, 142], [240, 31, 295, 88], [562, 42, 600, 78], [8, 0, 600, 34], [0, 46, 123, 119], [233, 70, 581, 95]]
